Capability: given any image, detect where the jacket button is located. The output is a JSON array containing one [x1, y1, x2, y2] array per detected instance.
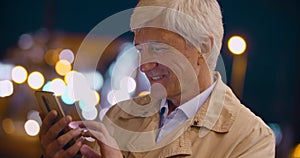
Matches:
[[194, 120, 199, 125]]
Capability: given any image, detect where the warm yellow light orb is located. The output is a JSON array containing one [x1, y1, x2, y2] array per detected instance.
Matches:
[[55, 60, 72, 76], [228, 36, 247, 55], [138, 91, 150, 97], [94, 90, 100, 105], [28, 71, 44, 90], [12, 65, 28, 84], [2, 118, 15, 134], [293, 144, 300, 158]]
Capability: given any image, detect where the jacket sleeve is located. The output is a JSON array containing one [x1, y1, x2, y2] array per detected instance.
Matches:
[[229, 126, 276, 158]]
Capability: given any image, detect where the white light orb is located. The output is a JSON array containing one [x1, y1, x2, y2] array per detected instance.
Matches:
[[18, 33, 34, 50], [11, 66, 28, 84], [228, 36, 247, 55], [61, 86, 76, 105], [27, 71, 44, 90], [24, 120, 40, 136], [120, 76, 136, 93], [82, 106, 98, 120], [27, 110, 42, 126], [84, 71, 104, 90], [0, 80, 14, 97], [59, 49, 74, 63], [49, 78, 66, 95]]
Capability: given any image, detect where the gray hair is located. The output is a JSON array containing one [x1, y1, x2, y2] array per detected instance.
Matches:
[[130, 0, 224, 70]]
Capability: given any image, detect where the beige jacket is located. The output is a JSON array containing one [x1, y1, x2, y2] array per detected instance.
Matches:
[[101, 73, 275, 158]]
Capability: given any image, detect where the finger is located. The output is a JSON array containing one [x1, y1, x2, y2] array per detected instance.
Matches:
[[68, 121, 83, 129], [49, 128, 83, 151], [82, 130, 105, 142], [61, 136, 85, 158], [40, 110, 58, 136], [39, 111, 45, 120], [80, 144, 102, 158], [83, 130, 119, 150], [78, 121, 110, 137], [46, 115, 72, 141]]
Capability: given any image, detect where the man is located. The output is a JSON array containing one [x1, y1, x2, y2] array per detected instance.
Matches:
[[39, 0, 275, 157]]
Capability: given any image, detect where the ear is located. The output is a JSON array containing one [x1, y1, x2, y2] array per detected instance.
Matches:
[[197, 53, 205, 65], [200, 36, 214, 54]]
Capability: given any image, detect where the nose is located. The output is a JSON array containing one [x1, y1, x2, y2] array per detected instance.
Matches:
[[140, 62, 158, 72]]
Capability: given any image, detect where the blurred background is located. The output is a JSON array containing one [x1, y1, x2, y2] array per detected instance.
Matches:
[[0, 0, 299, 157]]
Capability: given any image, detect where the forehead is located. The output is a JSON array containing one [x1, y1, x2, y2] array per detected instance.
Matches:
[[133, 27, 185, 46]]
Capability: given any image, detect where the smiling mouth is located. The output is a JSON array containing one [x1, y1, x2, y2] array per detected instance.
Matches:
[[150, 75, 165, 81]]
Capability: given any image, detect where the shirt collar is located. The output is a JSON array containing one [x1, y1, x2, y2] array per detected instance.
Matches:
[[160, 81, 216, 119]]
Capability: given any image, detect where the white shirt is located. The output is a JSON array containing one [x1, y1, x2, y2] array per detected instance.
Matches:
[[156, 82, 216, 142]]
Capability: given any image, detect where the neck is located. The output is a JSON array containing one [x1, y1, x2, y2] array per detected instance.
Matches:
[[166, 72, 213, 114]]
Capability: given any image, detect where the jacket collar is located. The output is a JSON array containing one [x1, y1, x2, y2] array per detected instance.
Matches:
[[190, 72, 239, 133]]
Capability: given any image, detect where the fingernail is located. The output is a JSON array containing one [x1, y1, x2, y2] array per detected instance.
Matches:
[[66, 115, 72, 122], [52, 110, 57, 116], [68, 122, 77, 129]]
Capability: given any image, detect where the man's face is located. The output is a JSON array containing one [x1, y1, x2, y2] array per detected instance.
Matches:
[[134, 28, 200, 100]]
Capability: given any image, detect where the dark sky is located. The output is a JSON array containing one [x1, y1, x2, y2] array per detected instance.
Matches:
[[0, 0, 299, 126]]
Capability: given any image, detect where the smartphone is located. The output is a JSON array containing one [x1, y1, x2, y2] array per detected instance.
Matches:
[[35, 91, 65, 120], [35, 91, 80, 152]]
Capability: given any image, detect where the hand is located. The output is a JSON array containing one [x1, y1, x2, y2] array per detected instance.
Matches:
[[39, 110, 84, 158], [70, 121, 123, 158]]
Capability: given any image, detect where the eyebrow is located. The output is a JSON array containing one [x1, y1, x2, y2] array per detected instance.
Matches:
[[134, 41, 165, 46]]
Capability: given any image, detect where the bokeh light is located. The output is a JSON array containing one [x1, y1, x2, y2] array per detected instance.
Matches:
[[120, 76, 136, 93], [78, 89, 98, 108], [18, 33, 34, 50], [107, 90, 117, 105], [11, 65, 28, 84], [0, 62, 13, 80], [59, 49, 74, 63], [82, 106, 98, 120], [27, 71, 44, 90], [42, 81, 51, 91], [27, 110, 42, 126], [99, 108, 109, 121], [78, 100, 86, 110], [61, 86, 76, 105], [84, 71, 104, 90], [228, 36, 247, 55], [67, 72, 94, 102], [64, 70, 79, 85], [293, 144, 300, 158], [0, 80, 14, 97], [268, 123, 283, 146], [138, 91, 150, 97], [107, 90, 130, 105], [24, 120, 40, 136], [2, 118, 15, 134], [107, 62, 116, 77], [49, 78, 66, 95], [45, 49, 60, 66], [55, 59, 72, 76], [94, 90, 100, 105]]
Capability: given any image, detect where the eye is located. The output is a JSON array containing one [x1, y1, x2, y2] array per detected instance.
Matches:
[[151, 45, 169, 53], [135, 45, 143, 53]]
